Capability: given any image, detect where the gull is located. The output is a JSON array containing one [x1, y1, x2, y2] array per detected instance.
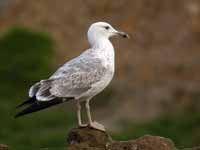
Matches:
[[15, 22, 129, 131]]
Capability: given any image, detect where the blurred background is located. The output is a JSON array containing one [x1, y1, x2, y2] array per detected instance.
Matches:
[[0, 0, 200, 149]]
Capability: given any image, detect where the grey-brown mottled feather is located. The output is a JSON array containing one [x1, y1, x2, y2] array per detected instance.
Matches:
[[29, 50, 108, 101], [50, 52, 107, 98]]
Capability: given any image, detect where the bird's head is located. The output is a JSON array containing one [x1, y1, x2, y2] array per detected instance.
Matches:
[[87, 22, 129, 46]]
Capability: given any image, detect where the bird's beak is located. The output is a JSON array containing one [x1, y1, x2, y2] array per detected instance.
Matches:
[[111, 28, 129, 38], [115, 31, 129, 38]]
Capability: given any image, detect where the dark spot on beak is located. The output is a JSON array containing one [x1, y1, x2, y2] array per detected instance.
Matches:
[[122, 33, 129, 38], [118, 32, 129, 38]]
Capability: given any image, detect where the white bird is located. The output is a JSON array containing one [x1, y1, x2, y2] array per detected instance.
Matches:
[[15, 22, 129, 131]]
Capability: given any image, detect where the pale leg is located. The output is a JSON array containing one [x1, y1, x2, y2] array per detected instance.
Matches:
[[76, 101, 87, 127], [85, 99, 105, 131], [85, 100, 92, 124]]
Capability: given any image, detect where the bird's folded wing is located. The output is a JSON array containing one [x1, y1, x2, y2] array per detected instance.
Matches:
[[34, 55, 107, 100], [50, 69, 105, 98]]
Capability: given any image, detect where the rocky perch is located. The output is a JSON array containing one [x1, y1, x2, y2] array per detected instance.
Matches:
[[1, 127, 200, 149], [67, 127, 200, 150]]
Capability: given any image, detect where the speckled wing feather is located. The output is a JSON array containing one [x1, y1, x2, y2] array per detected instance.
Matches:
[[49, 51, 107, 99]]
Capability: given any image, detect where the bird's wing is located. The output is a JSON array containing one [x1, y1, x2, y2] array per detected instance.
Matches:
[[29, 51, 106, 101], [49, 56, 106, 98], [15, 56, 106, 117], [50, 70, 104, 98]]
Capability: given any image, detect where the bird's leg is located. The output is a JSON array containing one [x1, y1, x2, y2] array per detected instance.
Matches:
[[76, 101, 87, 127], [85, 100, 106, 131], [85, 100, 92, 124]]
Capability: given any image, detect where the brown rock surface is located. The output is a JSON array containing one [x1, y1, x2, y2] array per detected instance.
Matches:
[[0, 128, 199, 149], [67, 127, 177, 150]]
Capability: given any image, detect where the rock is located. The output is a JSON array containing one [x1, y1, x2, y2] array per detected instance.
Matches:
[[66, 127, 177, 150], [108, 141, 137, 150], [0, 128, 199, 149], [131, 135, 175, 150], [67, 127, 112, 150], [110, 135, 175, 150], [0, 144, 8, 150]]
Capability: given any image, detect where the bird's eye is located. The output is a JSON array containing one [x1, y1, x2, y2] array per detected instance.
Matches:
[[104, 26, 110, 30]]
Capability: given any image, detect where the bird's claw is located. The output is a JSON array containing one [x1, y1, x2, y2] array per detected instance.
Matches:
[[78, 124, 88, 128], [89, 121, 106, 132]]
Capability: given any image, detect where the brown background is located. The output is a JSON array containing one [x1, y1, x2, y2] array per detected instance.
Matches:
[[1, 0, 200, 128]]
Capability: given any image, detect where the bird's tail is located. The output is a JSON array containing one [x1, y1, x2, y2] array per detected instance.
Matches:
[[15, 97, 74, 118]]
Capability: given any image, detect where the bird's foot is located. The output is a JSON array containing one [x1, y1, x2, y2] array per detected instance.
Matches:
[[89, 121, 106, 132], [78, 124, 88, 128]]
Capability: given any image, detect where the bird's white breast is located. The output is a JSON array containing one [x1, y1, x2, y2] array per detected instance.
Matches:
[[83, 43, 115, 99]]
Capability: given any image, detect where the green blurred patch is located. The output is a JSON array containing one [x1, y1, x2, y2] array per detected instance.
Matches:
[[0, 27, 75, 150], [0, 27, 54, 96], [113, 112, 200, 148]]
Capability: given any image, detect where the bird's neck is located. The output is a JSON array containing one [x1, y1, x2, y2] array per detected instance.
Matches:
[[89, 38, 115, 70], [90, 37, 114, 50]]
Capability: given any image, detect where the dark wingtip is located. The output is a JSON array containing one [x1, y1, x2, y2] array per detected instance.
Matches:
[[14, 110, 30, 118], [16, 104, 23, 109], [14, 113, 20, 118], [16, 97, 36, 108], [14, 97, 74, 118]]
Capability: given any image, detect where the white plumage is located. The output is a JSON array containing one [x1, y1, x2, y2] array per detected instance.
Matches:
[[16, 22, 129, 131]]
